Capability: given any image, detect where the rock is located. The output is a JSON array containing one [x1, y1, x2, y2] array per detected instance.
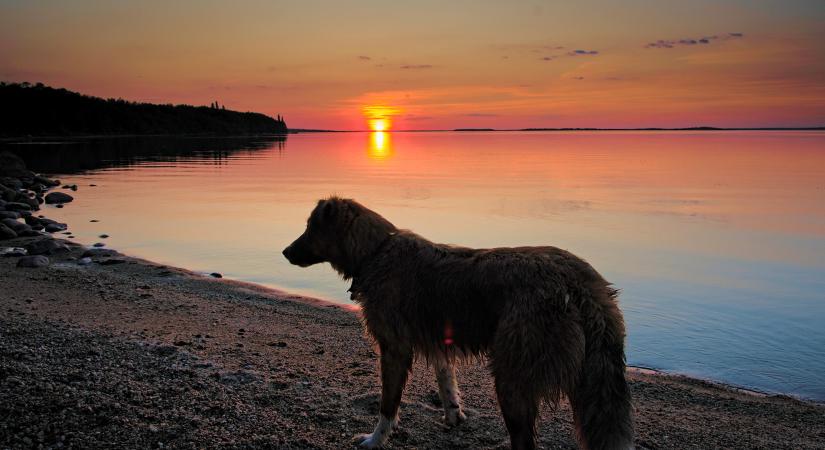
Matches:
[[82, 248, 117, 258], [0, 151, 31, 178], [0, 198, 5, 208], [45, 222, 68, 233], [19, 229, 45, 237], [17, 255, 50, 268], [77, 257, 93, 266], [34, 175, 60, 187], [99, 258, 126, 265], [70, 185, 78, 191], [1, 218, 30, 233], [0, 223, 17, 239], [45, 192, 74, 204], [24, 215, 41, 226], [210, 272, 223, 278], [0, 247, 27, 257], [0, 211, 21, 220], [90, 219, 99, 222], [99, 234, 109, 238], [93, 242, 106, 248], [55, 204, 64, 208], [4, 202, 32, 211], [25, 239, 69, 256]]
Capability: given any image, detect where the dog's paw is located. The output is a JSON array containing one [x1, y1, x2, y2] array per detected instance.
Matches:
[[354, 432, 386, 449], [443, 407, 467, 427]]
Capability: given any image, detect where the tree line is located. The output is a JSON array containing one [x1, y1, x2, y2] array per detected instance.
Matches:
[[0, 82, 288, 136]]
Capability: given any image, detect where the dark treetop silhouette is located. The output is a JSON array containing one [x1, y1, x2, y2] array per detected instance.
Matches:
[[0, 82, 287, 137]]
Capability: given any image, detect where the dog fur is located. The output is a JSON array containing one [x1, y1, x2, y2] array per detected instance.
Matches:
[[283, 197, 634, 450]]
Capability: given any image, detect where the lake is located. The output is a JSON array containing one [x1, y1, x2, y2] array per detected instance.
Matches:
[[8, 131, 825, 401]]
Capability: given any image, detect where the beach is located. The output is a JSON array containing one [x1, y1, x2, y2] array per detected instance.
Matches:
[[1, 232, 824, 449]]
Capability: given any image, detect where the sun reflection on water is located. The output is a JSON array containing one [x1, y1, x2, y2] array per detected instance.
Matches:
[[367, 131, 393, 160]]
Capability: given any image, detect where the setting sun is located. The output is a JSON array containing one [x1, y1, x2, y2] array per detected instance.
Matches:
[[362, 105, 401, 131], [370, 119, 388, 131]]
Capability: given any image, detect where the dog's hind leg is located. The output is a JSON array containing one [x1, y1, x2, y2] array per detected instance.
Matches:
[[494, 373, 539, 450], [355, 345, 413, 449], [435, 357, 467, 426]]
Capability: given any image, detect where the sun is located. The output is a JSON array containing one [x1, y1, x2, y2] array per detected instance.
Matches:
[[370, 119, 388, 131], [362, 105, 401, 131]]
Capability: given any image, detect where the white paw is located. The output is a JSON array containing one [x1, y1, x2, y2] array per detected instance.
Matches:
[[354, 432, 386, 449], [444, 407, 467, 427]]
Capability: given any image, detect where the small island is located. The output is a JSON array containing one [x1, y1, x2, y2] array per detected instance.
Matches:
[[0, 82, 288, 137]]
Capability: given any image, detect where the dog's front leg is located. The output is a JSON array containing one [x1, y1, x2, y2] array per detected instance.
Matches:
[[435, 358, 467, 426], [355, 346, 413, 449]]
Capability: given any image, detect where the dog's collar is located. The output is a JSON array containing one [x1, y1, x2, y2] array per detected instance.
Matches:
[[349, 231, 396, 287]]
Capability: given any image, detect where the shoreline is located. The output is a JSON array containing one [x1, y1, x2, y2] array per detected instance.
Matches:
[[2, 234, 824, 448]]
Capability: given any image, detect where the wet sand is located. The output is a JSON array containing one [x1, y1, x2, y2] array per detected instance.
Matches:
[[1, 234, 823, 449]]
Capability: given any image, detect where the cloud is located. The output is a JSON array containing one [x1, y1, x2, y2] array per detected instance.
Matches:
[[646, 32, 744, 49], [357, 55, 371, 61], [568, 49, 599, 56], [400, 64, 434, 69], [465, 113, 500, 117]]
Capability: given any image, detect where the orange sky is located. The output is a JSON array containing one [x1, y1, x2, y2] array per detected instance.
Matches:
[[1, 1, 824, 130]]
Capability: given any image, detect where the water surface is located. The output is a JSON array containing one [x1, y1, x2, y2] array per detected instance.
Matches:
[[10, 131, 825, 400]]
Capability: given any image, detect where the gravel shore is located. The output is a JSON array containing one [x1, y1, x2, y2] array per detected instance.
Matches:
[[1, 234, 824, 449]]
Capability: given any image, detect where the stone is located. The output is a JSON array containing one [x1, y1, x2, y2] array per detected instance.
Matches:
[[17, 255, 49, 268], [45, 223, 67, 233], [34, 175, 60, 187], [25, 239, 69, 256], [82, 248, 117, 258], [0, 247, 27, 257], [0, 223, 17, 239], [77, 257, 93, 266], [4, 202, 32, 211], [0, 211, 21, 220], [93, 242, 105, 248], [99, 258, 126, 265], [1, 218, 30, 233], [210, 272, 223, 278], [0, 152, 31, 178], [45, 192, 74, 204]]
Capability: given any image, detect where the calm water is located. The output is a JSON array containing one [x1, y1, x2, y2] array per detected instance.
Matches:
[[13, 131, 825, 401]]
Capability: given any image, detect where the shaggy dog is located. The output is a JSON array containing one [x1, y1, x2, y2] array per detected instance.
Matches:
[[283, 197, 634, 450]]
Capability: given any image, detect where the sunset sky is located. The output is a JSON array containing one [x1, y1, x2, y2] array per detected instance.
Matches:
[[1, 0, 824, 130]]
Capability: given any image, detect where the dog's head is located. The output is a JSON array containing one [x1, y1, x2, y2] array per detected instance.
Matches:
[[282, 197, 396, 278]]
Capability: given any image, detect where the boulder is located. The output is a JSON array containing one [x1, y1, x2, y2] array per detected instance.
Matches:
[[17, 255, 49, 268], [4, 202, 32, 211], [1, 218, 30, 234], [82, 248, 117, 258], [0, 152, 31, 178], [77, 257, 93, 266], [0, 223, 16, 240], [24, 215, 41, 226], [0, 211, 21, 220], [25, 239, 69, 256], [34, 175, 60, 187], [0, 247, 26, 257], [44, 192, 74, 204], [45, 222, 67, 233], [19, 229, 45, 237]]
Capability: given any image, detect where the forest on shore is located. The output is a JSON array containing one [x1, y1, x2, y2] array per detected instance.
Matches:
[[0, 82, 287, 137]]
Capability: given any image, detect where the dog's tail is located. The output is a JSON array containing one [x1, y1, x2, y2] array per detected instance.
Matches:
[[570, 286, 634, 450]]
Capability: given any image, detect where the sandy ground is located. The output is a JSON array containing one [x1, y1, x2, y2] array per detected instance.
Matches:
[[1, 235, 824, 449]]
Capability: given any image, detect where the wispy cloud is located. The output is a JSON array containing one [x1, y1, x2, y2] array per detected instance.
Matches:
[[646, 32, 744, 49], [400, 64, 434, 69], [568, 49, 599, 56]]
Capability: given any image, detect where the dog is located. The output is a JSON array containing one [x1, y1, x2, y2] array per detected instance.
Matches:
[[283, 197, 634, 450]]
